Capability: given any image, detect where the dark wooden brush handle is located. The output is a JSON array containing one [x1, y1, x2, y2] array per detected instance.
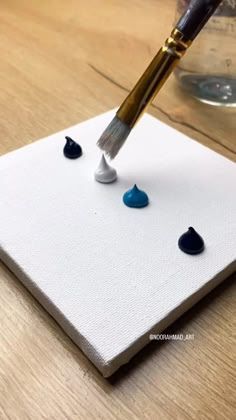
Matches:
[[176, 0, 223, 40]]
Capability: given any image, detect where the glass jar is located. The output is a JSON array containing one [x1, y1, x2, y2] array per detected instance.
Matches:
[[175, 0, 236, 106]]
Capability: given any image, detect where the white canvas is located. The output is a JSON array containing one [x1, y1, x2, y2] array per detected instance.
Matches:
[[0, 110, 235, 377]]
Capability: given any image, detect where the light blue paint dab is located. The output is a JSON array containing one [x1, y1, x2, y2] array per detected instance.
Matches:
[[123, 184, 149, 208]]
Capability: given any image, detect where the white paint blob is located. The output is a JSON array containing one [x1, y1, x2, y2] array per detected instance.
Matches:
[[94, 154, 117, 184]]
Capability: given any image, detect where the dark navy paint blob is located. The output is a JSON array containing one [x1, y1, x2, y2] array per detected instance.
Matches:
[[63, 136, 82, 159], [178, 227, 205, 255], [123, 184, 149, 208]]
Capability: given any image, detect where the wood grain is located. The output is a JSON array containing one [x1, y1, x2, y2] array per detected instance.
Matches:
[[0, 1, 235, 419]]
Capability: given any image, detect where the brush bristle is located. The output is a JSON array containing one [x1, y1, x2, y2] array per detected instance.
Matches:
[[97, 116, 131, 159]]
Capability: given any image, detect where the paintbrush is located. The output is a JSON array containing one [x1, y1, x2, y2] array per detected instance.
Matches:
[[97, 0, 223, 159]]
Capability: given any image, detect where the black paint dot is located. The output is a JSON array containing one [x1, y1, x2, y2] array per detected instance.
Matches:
[[63, 136, 82, 159], [178, 227, 205, 255]]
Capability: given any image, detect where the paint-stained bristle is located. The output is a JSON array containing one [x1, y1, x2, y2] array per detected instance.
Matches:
[[97, 116, 131, 159]]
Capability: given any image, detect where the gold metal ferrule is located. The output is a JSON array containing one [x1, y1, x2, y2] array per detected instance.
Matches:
[[117, 29, 192, 128]]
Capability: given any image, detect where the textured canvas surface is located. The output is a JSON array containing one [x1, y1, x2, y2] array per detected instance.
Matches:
[[0, 110, 235, 377]]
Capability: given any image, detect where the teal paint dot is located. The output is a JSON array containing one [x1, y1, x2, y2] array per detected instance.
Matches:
[[123, 184, 149, 208]]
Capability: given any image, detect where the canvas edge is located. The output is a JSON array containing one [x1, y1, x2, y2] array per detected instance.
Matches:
[[0, 247, 109, 376], [102, 260, 236, 377], [1, 245, 235, 377]]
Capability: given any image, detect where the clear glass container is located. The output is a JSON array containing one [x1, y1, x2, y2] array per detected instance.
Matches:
[[175, 0, 236, 106]]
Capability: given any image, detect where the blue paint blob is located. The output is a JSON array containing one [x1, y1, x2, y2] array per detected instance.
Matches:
[[123, 184, 149, 208], [63, 136, 82, 159], [178, 227, 205, 255]]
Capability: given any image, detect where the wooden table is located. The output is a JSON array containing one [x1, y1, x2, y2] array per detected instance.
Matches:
[[0, 1, 235, 418]]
